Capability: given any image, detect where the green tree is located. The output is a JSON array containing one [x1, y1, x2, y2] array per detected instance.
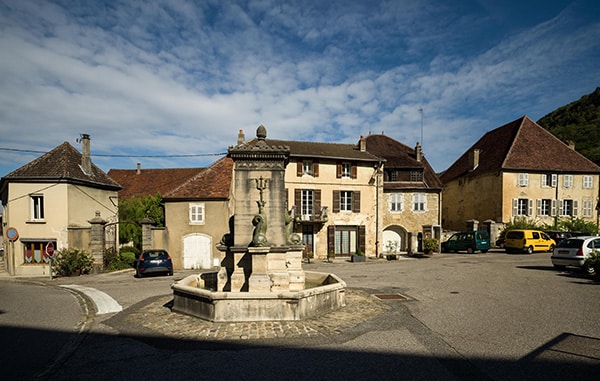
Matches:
[[556, 217, 598, 235], [118, 193, 164, 248]]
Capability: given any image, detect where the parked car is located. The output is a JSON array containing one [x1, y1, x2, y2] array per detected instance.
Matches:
[[135, 249, 173, 277], [441, 230, 490, 253], [543, 231, 572, 244], [551, 236, 600, 275], [504, 229, 556, 254]]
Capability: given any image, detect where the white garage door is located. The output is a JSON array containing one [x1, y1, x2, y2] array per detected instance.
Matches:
[[183, 235, 212, 269], [382, 229, 402, 253]]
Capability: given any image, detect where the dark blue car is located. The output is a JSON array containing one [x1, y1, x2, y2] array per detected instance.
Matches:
[[135, 249, 173, 277]]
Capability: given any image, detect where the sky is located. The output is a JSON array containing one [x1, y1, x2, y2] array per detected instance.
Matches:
[[0, 0, 599, 178]]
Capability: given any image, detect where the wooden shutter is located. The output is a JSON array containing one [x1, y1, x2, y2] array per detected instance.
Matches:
[[351, 163, 357, 179], [333, 190, 340, 213], [352, 191, 361, 212], [313, 161, 319, 177], [528, 199, 533, 216], [327, 226, 335, 255], [314, 189, 321, 214], [358, 225, 366, 254], [573, 200, 578, 216], [336, 163, 342, 178], [295, 189, 301, 209], [296, 161, 302, 176]]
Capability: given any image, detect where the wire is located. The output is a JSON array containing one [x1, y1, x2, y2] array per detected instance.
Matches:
[[0, 147, 226, 158]]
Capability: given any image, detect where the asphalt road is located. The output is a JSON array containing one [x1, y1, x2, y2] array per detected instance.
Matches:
[[1, 249, 598, 380]]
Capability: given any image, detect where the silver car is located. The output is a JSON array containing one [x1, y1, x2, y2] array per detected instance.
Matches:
[[551, 236, 600, 275]]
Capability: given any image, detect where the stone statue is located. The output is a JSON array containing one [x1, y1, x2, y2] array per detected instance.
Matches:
[[252, 176, 269, 246], [285, 206, 302, 245]]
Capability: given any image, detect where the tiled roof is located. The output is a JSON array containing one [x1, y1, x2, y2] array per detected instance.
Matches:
[[108, 156, 233, 201], [257, 139, 383, 162], [2, 142, 121, 190], [163, 156, 233, 200], [440, 116, 600, 183], [365, 134, 443, 189]]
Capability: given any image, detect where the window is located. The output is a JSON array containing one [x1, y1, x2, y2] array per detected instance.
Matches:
[[297, 160, 319, 177], [518, 173, 528, 187], [513, 198, 532, 216], [537, 199, 552, 216], [333, 190, 360, 213], [340, 191, 352, 212], [412, 193, 426, 212], [389, 171, 398, 181], [301, 190, 314, 218], [410, 171, 423, 182], [560, 199, 578, 216], [389, 193, 403, 212], [563, 175, 573, 188], [189, 203, 205, 224], [23, 241, 55, 264], [583, 175, 593, 189], [30, 194, 45, 221], [328, 225, 366, 256], [582, 199, 593, 217], [303, 160, 313, 176], [337, 162, 356, 179], [541, 174, 557, 188]]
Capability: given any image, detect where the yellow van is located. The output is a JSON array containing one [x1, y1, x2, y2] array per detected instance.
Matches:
[[504, 229, 556, 254]]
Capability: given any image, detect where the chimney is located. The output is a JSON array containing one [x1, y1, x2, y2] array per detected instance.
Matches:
[[359, 135, 366, 152], [136, 163, 141, 175], [81, 134, 92, 174], [415, 142, 422, 162], [468, 149, 480, 171], [237, 129, 245, 146]]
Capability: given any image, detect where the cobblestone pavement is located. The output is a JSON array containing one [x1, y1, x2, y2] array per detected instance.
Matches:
[[122, 289, 390, 341]]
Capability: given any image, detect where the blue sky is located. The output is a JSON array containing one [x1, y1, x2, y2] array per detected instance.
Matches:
[[0, 0, 598, 177]]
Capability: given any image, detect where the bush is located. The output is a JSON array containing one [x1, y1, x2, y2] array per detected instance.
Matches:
[[104, 246, 138, 272], [53, 248, 94, 276]]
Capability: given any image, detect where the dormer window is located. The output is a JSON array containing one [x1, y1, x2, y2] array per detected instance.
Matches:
[[410, 171, 423, 182]]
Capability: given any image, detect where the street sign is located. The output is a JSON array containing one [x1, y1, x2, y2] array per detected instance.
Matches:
[[6, 227, 18, 241], [45, 242, 55, 258]]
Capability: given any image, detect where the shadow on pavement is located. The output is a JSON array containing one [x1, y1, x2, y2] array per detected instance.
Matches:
[[2, 325, 598, 381]]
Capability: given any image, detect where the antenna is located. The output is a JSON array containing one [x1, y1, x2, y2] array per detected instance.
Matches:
[[418, 107, 424, 147]]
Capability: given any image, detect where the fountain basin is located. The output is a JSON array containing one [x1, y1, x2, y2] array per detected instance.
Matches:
[[171, 271, 346, 322]]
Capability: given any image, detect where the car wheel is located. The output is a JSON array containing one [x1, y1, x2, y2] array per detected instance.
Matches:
[[553, 264, 566, 271], [584, 263, 596, 275], [526, 246, 533, 254], [467, 247, 474, 254], [548, 245, 555, 252]]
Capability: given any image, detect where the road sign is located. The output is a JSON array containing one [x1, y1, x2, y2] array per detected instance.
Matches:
[[6, 227, 18, 241], [45, 242, 55, 258]]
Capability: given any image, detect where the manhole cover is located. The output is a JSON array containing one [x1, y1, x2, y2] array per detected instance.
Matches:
[[374, 293, 409, 300]]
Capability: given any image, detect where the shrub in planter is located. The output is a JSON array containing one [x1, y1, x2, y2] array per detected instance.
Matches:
[[423, 238, 439, 254], [53, 248, 94, 276]]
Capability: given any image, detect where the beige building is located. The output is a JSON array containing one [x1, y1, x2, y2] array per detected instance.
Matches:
[[441, 116, 600, 238], [364, 134, 443, 255], [0, 135, 121, 276]]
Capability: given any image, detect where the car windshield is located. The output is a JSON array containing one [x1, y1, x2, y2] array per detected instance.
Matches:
[[144, 251, 169, 259], [476, 231, 489, 240], [557, 239, 583, 248]]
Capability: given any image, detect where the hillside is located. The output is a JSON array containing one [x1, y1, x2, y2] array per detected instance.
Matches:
[[537, 87, 600, 166]]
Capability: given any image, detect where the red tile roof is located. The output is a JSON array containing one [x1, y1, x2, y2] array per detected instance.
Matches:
[[440, 115, 600, 183], [163, 156, 233, 200], [2, 142, 121, 190]]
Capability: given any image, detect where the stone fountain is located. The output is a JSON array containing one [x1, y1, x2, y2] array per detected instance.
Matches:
[[171, 125, 346, 322]]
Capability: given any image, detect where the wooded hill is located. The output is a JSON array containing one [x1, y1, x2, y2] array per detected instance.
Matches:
[[537, 87, 600, 166]]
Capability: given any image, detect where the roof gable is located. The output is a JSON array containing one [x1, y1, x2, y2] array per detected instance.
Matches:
[[2, 142, 121, 189], [163, 156, 233, 200], [441, 116, 600, 183], [258, 139, 383, 162]]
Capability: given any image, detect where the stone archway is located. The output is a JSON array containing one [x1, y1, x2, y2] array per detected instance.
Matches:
[[382, 225, 407, 254], [183, 234, 212, 269]]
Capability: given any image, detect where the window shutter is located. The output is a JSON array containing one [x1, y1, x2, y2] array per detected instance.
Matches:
[[314, 189, 321, 213], [551, 199, 557, 216], [528, 199, 533, 216], [296, 161, 302, 176], [541, 174, 547, 187], [353, 191, 361, 212], [573, 200, 578, 216], [333, 190, 340, 213], [358, 225, 366, 254], [536, 199, 541, 215], [351, 163, 357, 179], [512, 199, 518, 215], [336, 163, 342, 178], [295, 189, 301, 209], [551, 174, 557, 187], [558, 199, 564, 216], [313, 161, 319, 177], [327, 226, 335, 255]]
